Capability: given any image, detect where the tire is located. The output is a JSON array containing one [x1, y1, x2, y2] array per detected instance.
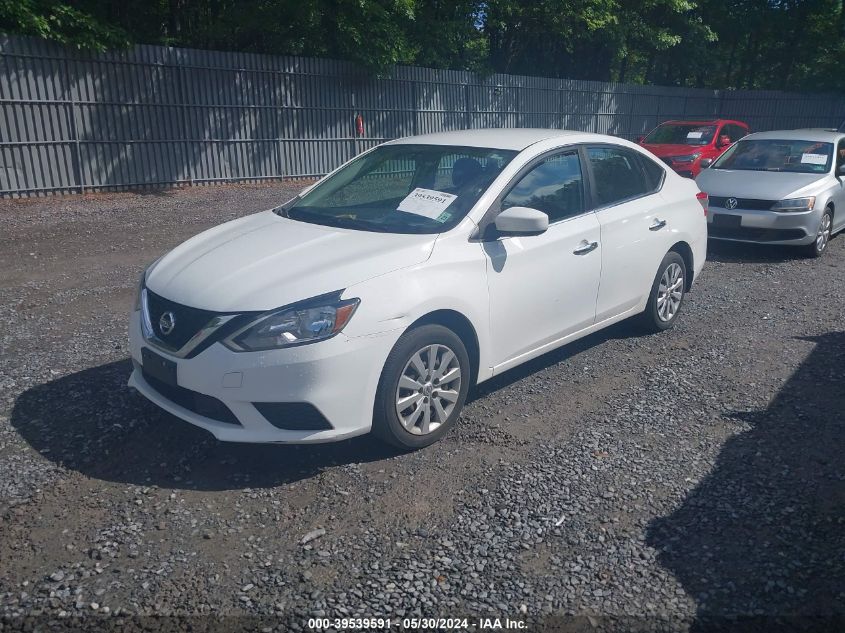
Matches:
[[639, 251, 687, 333], [372, 324, 470, 450], [803, 208, 833, 259]]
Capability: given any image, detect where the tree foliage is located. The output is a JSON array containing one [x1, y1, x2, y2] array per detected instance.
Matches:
[[1, 0, 843, 91]]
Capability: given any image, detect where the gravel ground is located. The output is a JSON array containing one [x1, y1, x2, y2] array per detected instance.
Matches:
[[0, 183, 843, 632]]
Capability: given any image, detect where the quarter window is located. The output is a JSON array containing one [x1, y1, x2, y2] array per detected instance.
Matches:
[[587, 147, 650, 207], [501, 152, 584, 223], [639, 156, 666, 190]]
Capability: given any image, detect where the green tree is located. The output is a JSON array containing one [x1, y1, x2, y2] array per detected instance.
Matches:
[[1, 0, 843, 91], [0, 0, 129, 50]]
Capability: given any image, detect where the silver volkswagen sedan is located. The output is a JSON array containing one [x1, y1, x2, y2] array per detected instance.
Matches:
[[696, 129, 845, 257]]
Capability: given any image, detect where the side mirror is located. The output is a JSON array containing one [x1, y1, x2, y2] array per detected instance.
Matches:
[[699, 158, 713, 169], [494, 206, 549, 236], [838, 164, 845, 176]]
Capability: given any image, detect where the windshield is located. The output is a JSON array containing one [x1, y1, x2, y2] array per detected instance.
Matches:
[[644, 124, 717, 146], [277, 144, 518, 234], [712, 139, 833, 173]]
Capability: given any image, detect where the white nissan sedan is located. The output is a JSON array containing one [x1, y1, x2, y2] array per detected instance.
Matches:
[[129, 129, 707, 449]]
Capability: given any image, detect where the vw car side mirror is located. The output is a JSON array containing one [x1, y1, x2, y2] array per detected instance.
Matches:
[[699, 158, 713, 169], [494, 206, 549, 236], [838, 163, 845, 176]]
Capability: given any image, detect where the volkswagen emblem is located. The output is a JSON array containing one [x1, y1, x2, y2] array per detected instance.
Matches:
[[159, 311, 176, 336], [725, 197, 738, 210]]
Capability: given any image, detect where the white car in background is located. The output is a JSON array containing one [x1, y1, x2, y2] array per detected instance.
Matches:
[[697, 129, 845, 257], [129, 129, 707, 449]]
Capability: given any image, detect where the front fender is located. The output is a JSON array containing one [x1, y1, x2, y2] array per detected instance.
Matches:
[[342, 231, 493, 382]]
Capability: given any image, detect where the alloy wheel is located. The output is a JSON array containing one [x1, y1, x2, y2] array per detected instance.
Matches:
[[656, 262, 684, 322], [816, 212, 832, 253], [395, 344, 462, 435]]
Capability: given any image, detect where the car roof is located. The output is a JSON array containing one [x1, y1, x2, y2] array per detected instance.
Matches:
[[745, 129, 845, 143], [660, 119, 746, 126], [386, 128, 601, 151]]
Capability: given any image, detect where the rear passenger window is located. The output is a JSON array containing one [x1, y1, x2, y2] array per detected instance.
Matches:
[[586, 147, 650, 207], [501, 151, 584, 223]]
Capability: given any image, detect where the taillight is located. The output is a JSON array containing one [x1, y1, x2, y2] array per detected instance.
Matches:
[[696, 191, 708, 216]]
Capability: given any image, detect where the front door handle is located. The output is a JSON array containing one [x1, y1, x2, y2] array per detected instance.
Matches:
[[573, 240, 599, 255], [649, 219, 667, 231]]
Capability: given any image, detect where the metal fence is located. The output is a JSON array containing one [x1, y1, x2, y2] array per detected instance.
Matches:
[[2, 33, 845, 197]]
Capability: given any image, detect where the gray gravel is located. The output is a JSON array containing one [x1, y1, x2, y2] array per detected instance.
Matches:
[[1, 183, 843, 632]]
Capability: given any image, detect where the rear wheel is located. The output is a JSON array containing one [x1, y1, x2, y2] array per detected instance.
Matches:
[[640, 251, 687, 333], [372, 324, 470, 450], [804, 208, 832, 258]]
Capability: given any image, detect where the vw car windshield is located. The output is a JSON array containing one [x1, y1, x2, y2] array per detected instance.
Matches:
[[277, 144, 518, 234], [712, 139, 833, 173], [644, 124, 717, 146]]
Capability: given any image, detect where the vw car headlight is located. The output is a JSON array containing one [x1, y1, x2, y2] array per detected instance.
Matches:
[[771, 197, 815, 212], [673, 152, 701, 163], [224, 294, 360, 351]]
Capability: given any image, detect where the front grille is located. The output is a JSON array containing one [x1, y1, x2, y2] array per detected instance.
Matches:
[[145, 289, 217, 351], [709, 196, 775, 211], [253, 402, 333, 431], [142, 370, 241, 426], [709, 226, 807, 242]]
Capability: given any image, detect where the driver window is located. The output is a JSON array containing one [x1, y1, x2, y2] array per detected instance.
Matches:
[[838, 141, 845, 169], [501, 152, 584, 223]]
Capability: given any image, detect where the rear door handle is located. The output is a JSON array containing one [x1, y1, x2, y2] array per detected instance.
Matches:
[[573, 240, 599, 255], [649, 219, 667, 231]]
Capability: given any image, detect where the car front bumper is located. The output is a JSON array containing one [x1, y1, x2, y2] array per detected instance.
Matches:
[[128, 310, 399, 443], [670, 163, 699, 179], [707, 206, 819, 246]]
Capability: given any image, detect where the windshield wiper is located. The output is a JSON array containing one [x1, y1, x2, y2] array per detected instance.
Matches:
[[287, 209, 392, 233], [328, 217, 393, 232]]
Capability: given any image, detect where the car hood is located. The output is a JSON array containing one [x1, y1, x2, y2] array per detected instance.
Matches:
[[642, 144, 708, 157], [696, 169, 827, 200], [145, 210, 437, 311]]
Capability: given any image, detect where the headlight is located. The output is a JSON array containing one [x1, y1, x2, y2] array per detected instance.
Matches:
[[673, 152, 701, 163], [224, 294, 360, 351], [133, 271, 145, 311], [771, 197, 815, 211], [133, 258, 161, 311]]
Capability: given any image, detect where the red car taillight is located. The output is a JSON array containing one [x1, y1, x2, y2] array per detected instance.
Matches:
[[696, 191, 708, 216]]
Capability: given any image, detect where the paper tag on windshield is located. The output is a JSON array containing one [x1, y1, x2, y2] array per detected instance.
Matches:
[[398, 188, 457, 219], [801, 153, 827, 165], [686, 131, 703, 139]]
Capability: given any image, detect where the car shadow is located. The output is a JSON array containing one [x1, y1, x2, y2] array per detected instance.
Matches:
[[706, 239, 808, 264], [468, 317, 647, 402], [8, 359, 400, 492], [646, 332, 845, 632], [9, 317, 650, 491]]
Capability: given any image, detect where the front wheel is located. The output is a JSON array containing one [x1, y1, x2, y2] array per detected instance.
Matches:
[[640, 251, 687, 333], [803, 208, 832, 258], [372, 324, 470, 450]]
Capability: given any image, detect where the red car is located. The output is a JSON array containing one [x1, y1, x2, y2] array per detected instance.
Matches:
[[638, 119, 750, 178]]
